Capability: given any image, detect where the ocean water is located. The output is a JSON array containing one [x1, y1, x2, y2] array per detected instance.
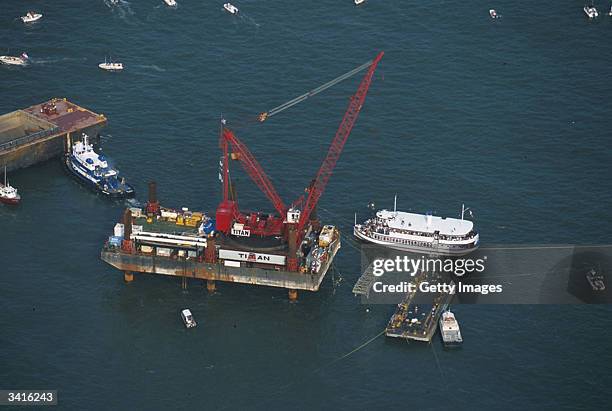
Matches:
[[1, 1, 612, 409]]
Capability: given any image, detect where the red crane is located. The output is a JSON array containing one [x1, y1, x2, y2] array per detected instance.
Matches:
[[216, 51, 384, 262]]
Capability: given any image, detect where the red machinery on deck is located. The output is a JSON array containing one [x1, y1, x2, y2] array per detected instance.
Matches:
[[216, 51, 384, 270]]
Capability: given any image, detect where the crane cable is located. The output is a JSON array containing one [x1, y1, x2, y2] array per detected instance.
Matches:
[[257, 58, 376, 122]]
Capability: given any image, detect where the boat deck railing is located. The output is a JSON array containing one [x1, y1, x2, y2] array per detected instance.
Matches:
[[0, 126, 61, 152]]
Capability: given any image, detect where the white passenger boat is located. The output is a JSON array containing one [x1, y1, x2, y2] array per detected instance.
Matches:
[[489, 9, 499, 19], [224, 3, 239, 14], [584, 5, 598, 18], [0, 53, 29, 66], [354, 198, 479, 256], [99, 57, 123, 71], [164, 0, 177, 7], [440, 309, 463, 346], [181, 309, 197, 328], [21, 11, 43, 23]]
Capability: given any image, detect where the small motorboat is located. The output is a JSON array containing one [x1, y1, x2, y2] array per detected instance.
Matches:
[[164, 0, 177, 7], [584, 5, 599, 18], [21, 11, 43, 23], [609, 5, 612, 16], [224, 3, 239, 14], [354, 0, 366, 5], [99, 57, 124, 71], [489, 9, 499, 19], [0, 166, 21, 206], [181, 309, 197, 328], [0, 53, 29, 66]]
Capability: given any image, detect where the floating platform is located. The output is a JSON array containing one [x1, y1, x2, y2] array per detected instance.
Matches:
[[100, 203, 341, 298], [384, 272, 454, 343], [0, 98, 107, 171]]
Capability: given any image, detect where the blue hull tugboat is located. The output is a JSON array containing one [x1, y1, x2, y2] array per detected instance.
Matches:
[[64, 134, 135, 198]]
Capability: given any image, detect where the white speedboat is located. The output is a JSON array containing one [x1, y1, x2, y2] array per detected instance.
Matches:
[[181, 309, 197, 328], [584, 5, 598, 18], [355, 0, 366, 5], [224, 3, 239, 14], [0, 53, 29, 66], [21, 11, 43, 23], [99, 57, 124, 71], [489, 9, 499, 18], [164, 0, 177, 7]]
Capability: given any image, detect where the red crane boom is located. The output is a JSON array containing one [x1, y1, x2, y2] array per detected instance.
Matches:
[[221, 128, 286, 216], [295, 51, 384, 244]]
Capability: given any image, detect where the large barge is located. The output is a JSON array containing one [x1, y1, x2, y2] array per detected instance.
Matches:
[[101, 183, 341, 299], [0, 98, 107, 171]]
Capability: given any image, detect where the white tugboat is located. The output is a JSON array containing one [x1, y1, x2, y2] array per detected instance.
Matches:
[[0, 53, 29, 66], [98, 57, 124, 71], [440, 309, 463, 346], [584, 4, 599, 18], [21, 11, 43, 23], [181, 309, 197, 328], [64, 134, 135, 198], [0, 166, 21, 206], [223, 3, 239, 14], [354, 198, 479, 256]]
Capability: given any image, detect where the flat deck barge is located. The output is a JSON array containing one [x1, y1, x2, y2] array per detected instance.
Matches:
[[101, 188, 341, 299], [0, 98, 107, 171], [385, 271, 454, 343]]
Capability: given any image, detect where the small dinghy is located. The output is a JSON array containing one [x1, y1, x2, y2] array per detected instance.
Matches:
[[489, 9, 500, 19], [181, 309, 197, 328], [354, 0, 366, 5], [21, 11, 43, 23], [99, 57, 124, 71], [584, 5, 598, 18], [164, 0, 177, 7], [0, 53, 29, 66], [224, 3, 239, 14]]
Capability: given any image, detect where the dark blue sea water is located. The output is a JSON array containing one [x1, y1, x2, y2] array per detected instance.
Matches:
[[2, 1, 612, 409]]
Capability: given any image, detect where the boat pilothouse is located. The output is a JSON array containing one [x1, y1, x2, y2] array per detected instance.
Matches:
[[64, 134, 135, 198], [354, 198, 479, 256]]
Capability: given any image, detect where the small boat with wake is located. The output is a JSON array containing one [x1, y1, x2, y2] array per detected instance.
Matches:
[[164, 0, 178, 7], [21, 11, 43, 23], [354, 0, 366, 5], [64, 134, 135, 198], [99, 57, 124, 71], [224, 3, 239, 14], [0, 53, 29, 66], [0, 166, 21, 206]]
